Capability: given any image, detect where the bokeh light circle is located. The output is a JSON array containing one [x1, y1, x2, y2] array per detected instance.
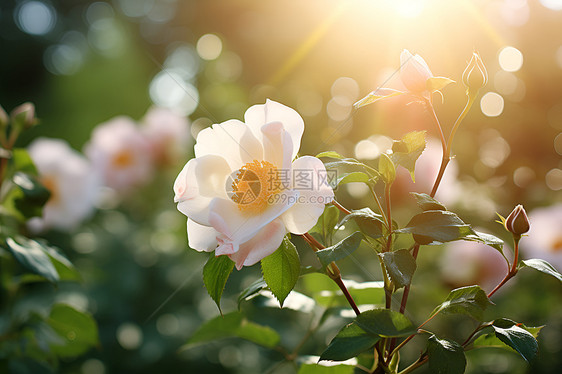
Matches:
[[196, 34, 223, 61], [540, 0, 562, 11], [545, 168, 562, 190], [149, 71, 199, 115], [15, 1, 57, 36], [480, 92, 504, 117], [498, 46, 523, 72]]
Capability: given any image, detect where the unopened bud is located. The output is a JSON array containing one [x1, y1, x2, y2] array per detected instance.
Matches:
[[505, 204, 530, 236], [10, 102, 37, 130], [462, 52, 488, 94], [0, 105, 8, 129]]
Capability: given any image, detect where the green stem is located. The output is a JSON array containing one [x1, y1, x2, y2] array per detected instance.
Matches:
[[487, 238, 519, 298], [369, 185, 390, 230], [332, 199, 351, 215], [398, 354, 428, 374]]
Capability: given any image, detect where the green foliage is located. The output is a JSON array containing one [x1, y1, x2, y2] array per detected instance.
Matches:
[[5, 237, 59, 283], [185, 312, 280, 349], [313, 280, 385, 307], [520, 259, 562, 282], [491, 319, 539, 362], [337, 208, 384, 239], [315, 232, 363, 268], [380, 249, 417, 289], [378, 153, 396, 185], [237, 278, 268, 308], [203, 254, 235, 313], [355, 309, 417, 337], [427, 335, 466, 374], [411, 192, 446, 211], [11, 172, 50, 219], [391, 131, 426, 181], [48, 304, 98, 358], [298, 359, 355, 374], [336, 171, 371, 186], [310, 205, 340, 245], [261, 237, 301, 306], [316, 151, 345, 159], [398, 210, 475, 245], [431, 286, 492, 321], [321, 322, 380, 362]]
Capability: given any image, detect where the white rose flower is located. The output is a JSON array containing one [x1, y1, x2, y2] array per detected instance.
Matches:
[[174, 100, 334, 269], [522, 204, 562, 271], [27, 138, 99, 231], [84, 116, 153, 191]]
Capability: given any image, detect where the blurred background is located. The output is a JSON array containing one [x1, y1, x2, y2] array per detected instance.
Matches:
[[1, 0, 561, 373]]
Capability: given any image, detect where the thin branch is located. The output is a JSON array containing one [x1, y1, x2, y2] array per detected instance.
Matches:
[[332, 199, 351, 215]]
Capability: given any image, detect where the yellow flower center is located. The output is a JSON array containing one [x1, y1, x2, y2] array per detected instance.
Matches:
[[230, 160, 282, 214], [41, 175, 59, 203], [112, 150, 134, 168], [550, 236, 562, 253]]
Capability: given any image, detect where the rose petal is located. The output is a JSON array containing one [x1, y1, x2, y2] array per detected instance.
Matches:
[[400, 49, 433, 93], [229, 218, 286, 270], [209, 190, 298, 244], [187, 219, 218, 252], [281, 156, 334, 234], [244, 99, 304, 160], [260, 121, 294, 170], [194, 119, 263, 170]]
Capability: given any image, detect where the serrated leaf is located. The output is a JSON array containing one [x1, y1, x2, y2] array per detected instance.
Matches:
[[427, 335, 466, 374], [426, 76, 455, 92], [316, 151, 345, 159], [521, 259, 562, 282], [315, 232, 363, 268], [320, 322, 380, 362], [378, 153, 396, 185], [336, 172, 371, 186], [411, 192, 446, 211], [431, 285, 492, 321], [48, 304, 98, 357], [314, 280, 385, 307], [355, 308, 417, 337], [185, 312, 280, 349], [337, 208, 384, 239], [492, 319, 538, 362], [238, 278, 268, 308], [380, 249, 417, 289], [354, 88, 405, 109], [397, 210, 475, 245], [6, 237, 59, 283], [261, 237, 300, 307], [203, 254, 235, 313], [391, 131, 426, 181]]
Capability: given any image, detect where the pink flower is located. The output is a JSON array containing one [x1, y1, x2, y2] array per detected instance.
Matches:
[[84, 117, 153, 191], [141, 107, 192, 165], [354, 49, 454, 108], [27, 138, 99, 231], [522, 204, 562, 271], [174, 100, 334, 270]]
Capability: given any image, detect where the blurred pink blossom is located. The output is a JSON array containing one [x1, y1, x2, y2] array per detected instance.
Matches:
[[440, 240, 508, 293], [141, 107, 192, 165], [27, 138, 100, 231], [522, 204, 562, 271], [84, 117, 153, 191]]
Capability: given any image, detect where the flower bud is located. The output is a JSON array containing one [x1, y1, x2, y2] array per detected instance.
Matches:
[[462, 52, 488, 93], [10, 102, 37, 130], [505, 204, 530, 236]]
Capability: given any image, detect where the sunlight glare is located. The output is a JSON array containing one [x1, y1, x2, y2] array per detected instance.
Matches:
[[390, 0, 425, 18], [498, 46, 523, 72], [480, 92, 504, 117], [540, 0, 562, 11]]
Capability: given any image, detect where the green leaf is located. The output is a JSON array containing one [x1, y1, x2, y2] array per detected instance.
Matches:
[[431, 286, 492, 321], [41, 243, 80, 282], [521, 259, 562, 282], [355, 308, 417, 337], [185, 312, 280, 349], [238, 278, 268, 308], [491, 319, 538, 362], [426, 76, 455, 92], [391, 131, 426, 181], [255, 290, 315, 313], [298, 356, 356, 374], [338, 208, 384, 239], [316, 151, 345, 159], [397, 210, 475, 245], [6, 237, 59, 282], [411, 192, 446, 211], [378, 153, 396, 185], [314, 280, 385, 307], [261, 237, 300, 307], [12, 172, 51, 218], [203, 254, 235, 313], [320, 322, 380, 362], [380, 249, 417, 289], [354, 88, 405, 109], [464, 231, 505, 254], [473, 322, 543, 350], [48, 304, 98, 357], [336, 172, 371, 186], [427, 335, 466, 374], [310, 205, 340, 245], [10, 148, 38, 174], [315, 232, 363, 268]]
